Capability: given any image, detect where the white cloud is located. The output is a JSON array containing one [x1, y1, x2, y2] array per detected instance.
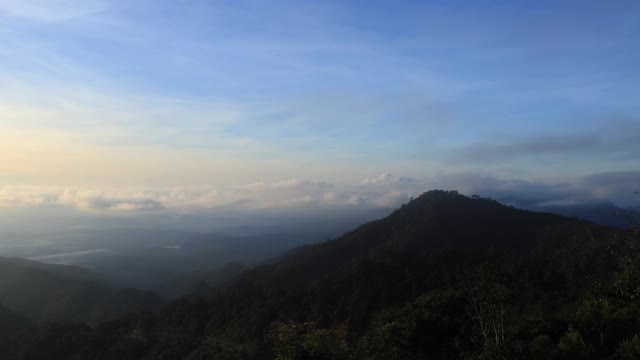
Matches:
[[370, 190, 411, 207], [0, 170, 637, 215], [360, 172, 418, 186], [0, 174, 415, 213], [360, 172, 396, 185]]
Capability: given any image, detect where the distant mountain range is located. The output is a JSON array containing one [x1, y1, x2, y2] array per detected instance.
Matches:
[[525, 201, 639, 228], [2, 230, 322, 292]]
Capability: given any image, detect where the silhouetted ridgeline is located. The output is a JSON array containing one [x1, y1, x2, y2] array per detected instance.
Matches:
[[1, 190, 639, 359], [0, 257, 162, 324]]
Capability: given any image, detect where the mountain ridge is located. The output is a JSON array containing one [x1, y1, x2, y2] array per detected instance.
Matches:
[[240, 190, 596, 288], [0, 190, 635, 359]]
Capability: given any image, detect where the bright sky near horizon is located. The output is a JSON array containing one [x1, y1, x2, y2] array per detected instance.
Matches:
[[0, 0, 639, 216]]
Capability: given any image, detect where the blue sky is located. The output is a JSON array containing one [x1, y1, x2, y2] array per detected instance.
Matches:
[[0, 0, 638, 216]]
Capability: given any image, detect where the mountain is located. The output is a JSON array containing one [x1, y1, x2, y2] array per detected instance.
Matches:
[[526, 201, 636, 228], [1, 190, 638, 359], [0, 257, 162, 324], [241, 191, 594, 288]]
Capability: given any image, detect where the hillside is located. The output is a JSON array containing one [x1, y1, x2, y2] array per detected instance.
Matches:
[[157, 262, 247, 299], [241, 190, 595, 287], [1, 190, 638, 359], [0, 257, 163, 324], [0, 303, 30, 343]]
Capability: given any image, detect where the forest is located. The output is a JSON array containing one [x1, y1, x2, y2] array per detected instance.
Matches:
[[0, 190, 639, 359]]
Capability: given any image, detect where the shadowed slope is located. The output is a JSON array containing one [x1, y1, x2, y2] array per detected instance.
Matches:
[[0, 257, 163, 324]]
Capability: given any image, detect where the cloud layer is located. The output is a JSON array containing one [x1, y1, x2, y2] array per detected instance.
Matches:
[[1, 171, 638, 215]]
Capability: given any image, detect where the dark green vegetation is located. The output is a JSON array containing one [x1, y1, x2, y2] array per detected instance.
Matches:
[[157, 262, 247, 300], [0, 257, 162, 323], [0, 303, 30, 343], [1, 190, 639, 359]]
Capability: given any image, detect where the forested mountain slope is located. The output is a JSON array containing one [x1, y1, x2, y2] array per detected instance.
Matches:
[[241, 190, 597, 287], [1, 190, 638, 359], [0, 303, 30, 343], [0, 257, 162, 324], [157, 262, 247, 300]]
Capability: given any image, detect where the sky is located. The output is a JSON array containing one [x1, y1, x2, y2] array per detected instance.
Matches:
[[0, 0, 639, 227]]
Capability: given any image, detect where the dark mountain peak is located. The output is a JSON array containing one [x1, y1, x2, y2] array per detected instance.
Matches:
[[409, 189, 466, 203], [390, 190, 499, 218], [400, 189, 468, 208], [385, 189, 572, 239], [245, 189, 591, 288]]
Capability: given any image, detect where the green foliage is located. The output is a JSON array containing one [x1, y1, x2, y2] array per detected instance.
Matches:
[[613, 252, 640, 309], [461, 264, 511, 350], [357, 307, 420, 360], [183, 337, 256, 360], [355, 291, 468, 360], [528, 335, 554, 360], [557, 325, 594, 359], [616, 335, 640, 359], [270, 321, 348, 360]]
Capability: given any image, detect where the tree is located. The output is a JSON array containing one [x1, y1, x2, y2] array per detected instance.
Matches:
[[616, 335, 640, 359], [269, 321, 348, 360], [556, 325, 593, 359], [461, 265, 511, 351]]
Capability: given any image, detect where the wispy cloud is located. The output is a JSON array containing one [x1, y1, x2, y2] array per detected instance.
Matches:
[[0, 0, 106, 22], [449, 121, 640, 166], [454, 134, 601, 163]]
